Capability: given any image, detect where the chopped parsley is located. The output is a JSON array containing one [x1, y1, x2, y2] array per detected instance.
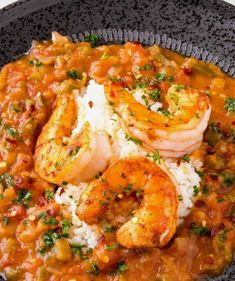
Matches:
[[221, 172, 235, 187], [84, 34, 100, 47], [149, 89, 161, 102], [99, 200, 106, 206], [175, 84, 186, 91], [103, 225, 116, 233], [218, 228, 232, 242], [136, 189, 144, 199], [43, 217, 59, 225], [16, 189, 32, 207], [0, 173, 14, 189], [39, 229, 61, 254], [196, 170, 205, 178], [158, 108, 170, 117], [182, 154, 190, 163], [66, 69, 82, 80], [178, 195, 183, 201], [190, 223, 210, 236], [124, 184, 133, 193], [202, 185, 209, 195], [68, 146, 80, 157], [45, 190, 54, 201], [61, 219, 72, 236], [168, 75, 174, 82], [224, 97, 235, 113], [139, 64, 153, 71], [125, 134, 142, 145], [193, 186, 199, 197], [100, 52, 110, 60], [71, 243, 84, 256], [109, 261, 128, 275], [28, 59, 43, 67], [141, 94, 149, 106], [105, 243, 118, 251], [217, 197, 225, 203], [38, 211, 46, 220], [209, 122, 221, 134], [89, 263, 100, 275], [151, 149, 161, 164], [155, 73, 166, 81], [133, 79, 149, 89], [3, 216, 9, 225], [108, 75, 122, 83], [10, 104, 20, 113], [71, 244, 92, 260], [4, 124, 17, 138]]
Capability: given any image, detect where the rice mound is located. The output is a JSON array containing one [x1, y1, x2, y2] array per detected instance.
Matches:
[[54, 80, 203, 249]]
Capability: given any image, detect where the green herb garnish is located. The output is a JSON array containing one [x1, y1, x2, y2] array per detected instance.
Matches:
[[125, 134, 142, 145], [105, 243, 118, 251], [182, 154, 190, 163], [45, 190, 54, 201], [190, 223, 210, 236], [149, 89, 161, 102], [0, 173, 14, 189], [43, 217, 59, 225], [202, 185, 209, 195], [124, 184, 133, 193], [103, 225, 116, 233], [224, 97, 235, 113], [66, 69, 82, 80], [16, 189, 32, 207], [193, 186, 199, 196], [84, 34, 100, 47], [89, 263, 100, 275]]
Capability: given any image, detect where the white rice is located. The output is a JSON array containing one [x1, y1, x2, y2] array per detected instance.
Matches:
[[72, 80, 146, 158], [55, 183, 101, 249], [164, 158, 202, 222], [54, 80, 203, 248]]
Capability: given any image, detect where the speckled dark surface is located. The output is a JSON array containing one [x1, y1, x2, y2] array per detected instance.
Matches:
[[0, 0, 235, 280], [0, 0, 235, 76]]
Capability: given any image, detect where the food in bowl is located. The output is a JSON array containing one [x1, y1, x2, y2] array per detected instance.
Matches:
[[0, 32, 234, 281]]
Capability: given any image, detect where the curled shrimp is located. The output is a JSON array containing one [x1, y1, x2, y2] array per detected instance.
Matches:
[[105, 84, 211, 158], [76, 157, 178, 248], [34, 81, 112, 185]]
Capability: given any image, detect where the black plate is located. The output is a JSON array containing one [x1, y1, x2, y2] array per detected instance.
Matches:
[[0, 0, 235, 280]]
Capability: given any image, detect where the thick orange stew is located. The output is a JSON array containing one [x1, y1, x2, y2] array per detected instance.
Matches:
[[0, 32, 234, 281]]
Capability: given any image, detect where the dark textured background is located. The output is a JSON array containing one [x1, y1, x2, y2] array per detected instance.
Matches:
[[0, 0, 235, 76], [0, 0, 235, 280]]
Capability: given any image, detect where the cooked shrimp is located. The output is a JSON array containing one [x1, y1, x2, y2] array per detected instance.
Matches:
[[76, 157, 178, 248], [34, 84, 112, 185], [105, 84, 211, 157]]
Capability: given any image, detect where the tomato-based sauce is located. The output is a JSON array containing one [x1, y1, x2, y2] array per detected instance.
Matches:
[[0, 32, 234, 281]]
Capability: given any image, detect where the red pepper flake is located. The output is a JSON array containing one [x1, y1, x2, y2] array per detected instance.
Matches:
[[85, 199, 92, 205], [183, 67, 193, 76], [29, 105, 36, 112], [205, 255, 214, 265], [46, 209, 57, 217], [37, 195, 48, 206], [110, 91, 115, 98], [195, 200, 205, 208], [88, 101, 93, 108]]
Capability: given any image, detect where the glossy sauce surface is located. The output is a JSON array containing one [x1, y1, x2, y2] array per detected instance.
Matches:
[[0, 33, 234, 281]]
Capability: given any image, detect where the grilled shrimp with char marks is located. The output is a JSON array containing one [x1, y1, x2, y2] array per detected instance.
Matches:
[[76, 157, 178, 248]]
